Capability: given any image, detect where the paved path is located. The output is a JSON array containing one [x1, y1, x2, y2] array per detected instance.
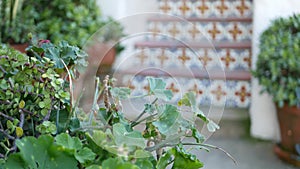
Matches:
[[198, 137, 298, 169]]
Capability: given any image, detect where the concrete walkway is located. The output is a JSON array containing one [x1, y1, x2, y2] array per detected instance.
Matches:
[[198, 137, 298, 169]]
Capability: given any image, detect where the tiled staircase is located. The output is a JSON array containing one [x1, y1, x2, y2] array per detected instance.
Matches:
[[114, 0, 253, 109]]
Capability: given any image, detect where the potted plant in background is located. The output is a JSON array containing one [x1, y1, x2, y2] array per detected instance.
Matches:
[[1, 0, 125, 72], [252, 14, 300, 166], [0, 0, 32, 52], [0, 41, 234, 169], [21, 0, 125, 76]]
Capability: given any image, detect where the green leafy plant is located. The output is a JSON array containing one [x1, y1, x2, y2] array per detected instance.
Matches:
[[26, 40, 89, 78], [0, 44, 233, 168], [0, 44, 72, 158], [252, 14, 300, 107]]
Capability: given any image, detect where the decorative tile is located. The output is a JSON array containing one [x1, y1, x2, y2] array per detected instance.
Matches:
[[146, 21, 252, 42], [158, 0, 253, 18], [116, 74, 251, 108], [129, 47, 251, 71]]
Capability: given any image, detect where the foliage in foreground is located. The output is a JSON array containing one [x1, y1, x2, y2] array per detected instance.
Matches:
[[0, 43, 228, 169]]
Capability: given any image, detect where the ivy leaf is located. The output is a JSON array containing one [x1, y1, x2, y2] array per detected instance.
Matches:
[[42, 44, 65, 69], [5, 135, 77, 169], [147, 77, 173, 101], [75, 147, 96, 164], [55, 133, 82, 151], [148, 77, 166, 91], [110, 87, 131, 99], [113, 123, 146, 149], [152, 89, 173, 101], [191, 127, 205, 143], [135, 158, 153, 169], [172, 145, 203, 169], [102, 158, 139, 169], [153, 105, 180, 135], [178, 92, 196, 110], [86, 165, 102, 169], [156, 150, 172, 169], [207, 120, 220, 133], [132, 149, 152, 159], [69, 118, 80, 132]]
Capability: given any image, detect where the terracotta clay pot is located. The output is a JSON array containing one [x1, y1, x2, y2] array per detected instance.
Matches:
[[275, 104, 300, 166], [10, 43, 28, 53], [85, 43, 116, 76]]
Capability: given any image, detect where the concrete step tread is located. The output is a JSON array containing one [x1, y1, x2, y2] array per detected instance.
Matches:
[[115, 68, 251, 81], [135, 40, 252, 49], [148, 16, 253, 22]]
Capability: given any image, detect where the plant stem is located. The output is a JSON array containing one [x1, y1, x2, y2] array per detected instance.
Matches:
[[0, 129, 15, 140], [131, 113, 158, 127], [0, 111, 14, 121], [129, 94, 149, 99], [131, 98, 158, 125], [147, 141, 237, 165]]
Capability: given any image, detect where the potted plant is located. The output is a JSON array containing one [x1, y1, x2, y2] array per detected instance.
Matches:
[[20, 0, 125, 76], [252, 14, 300, 166], [0, 42, 234, 169], [84, 17, 125, 77], [0, 0, 31, 52]]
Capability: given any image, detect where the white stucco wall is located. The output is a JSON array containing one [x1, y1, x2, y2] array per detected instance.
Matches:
[[250, 0, 300, 141]]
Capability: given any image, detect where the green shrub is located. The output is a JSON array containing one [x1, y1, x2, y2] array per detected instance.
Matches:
[[252, 14, 300, 107]]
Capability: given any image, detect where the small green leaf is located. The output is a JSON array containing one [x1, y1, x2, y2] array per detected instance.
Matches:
[[15, 127, 23, 137], [55, 133, 82, 151], [147, 77, 173, 101], [69, 118, 80, 132], [113, 123, 146, 148], [192, 127, 205, 143], [41, 109, 48, 116], [110, 87, 131, 99], [153, 105, 180, 135], [172, 145, 203, 169], [86, 165, 102, 169], [207, 120, 220, 132], [6, 120, 14, 129], [156, 150, 172, 169], [18, 100, 25, 109], [147, 77, 166, 91], [75, 147, 96, 164], [102, 158, 139, 169], [135, 158, 153, 169], [38, 102, 45, 108]]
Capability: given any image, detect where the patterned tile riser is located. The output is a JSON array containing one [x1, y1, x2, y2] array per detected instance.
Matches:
[[146, 21, 252, 42], [158, 0, 253, 18], [117, 74, 251, 108], [129, 47, 251, 71]]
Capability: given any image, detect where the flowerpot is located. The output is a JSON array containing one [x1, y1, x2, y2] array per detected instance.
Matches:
[[275, 104, 300, 166], [10, 43, 28, 53], [85, 43, 116, 77]]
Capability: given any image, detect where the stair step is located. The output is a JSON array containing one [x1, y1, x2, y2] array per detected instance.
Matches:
[[158, 0, 253, 18], [146, 16, 252, 42], [115, 68, 251, 81], [148, 16, 253, 22], [113, 73, 251, 108], [135, 40, 251, 49]]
